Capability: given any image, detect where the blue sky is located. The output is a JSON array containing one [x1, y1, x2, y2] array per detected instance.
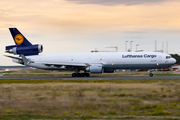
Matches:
[[0, 0, 180, 65]]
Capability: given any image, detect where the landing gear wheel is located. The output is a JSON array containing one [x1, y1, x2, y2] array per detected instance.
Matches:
[[149, 73, 153, 77], [72, 73, 76, 77], [72, 73, 90, 77], [85, 73, 90, 77], [81, 73, 85, 77], [77, 73, 81, 77]]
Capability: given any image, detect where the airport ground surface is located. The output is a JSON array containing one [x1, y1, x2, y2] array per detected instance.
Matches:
[[0, 70, 180, 119], [0, 69, 180, 79], [1, 76, 180, 80], [0, 70, 180, 79]]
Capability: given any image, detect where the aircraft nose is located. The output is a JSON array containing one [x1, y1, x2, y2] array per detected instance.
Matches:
[[172, 58, 177, 64]]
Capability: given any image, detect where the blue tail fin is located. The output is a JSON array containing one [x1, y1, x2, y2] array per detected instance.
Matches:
[[6, 28, 43, 56], [9, 28, 32, 46]]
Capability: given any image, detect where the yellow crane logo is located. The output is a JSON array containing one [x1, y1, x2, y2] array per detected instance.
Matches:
[[14, 34, 24, 45]]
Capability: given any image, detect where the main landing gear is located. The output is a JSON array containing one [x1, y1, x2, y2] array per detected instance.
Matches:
[[72, 73, 90, 77], [149, 71, 153, 77]]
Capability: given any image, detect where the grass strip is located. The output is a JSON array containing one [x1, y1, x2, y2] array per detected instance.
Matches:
[[0, 79, 180, 84]]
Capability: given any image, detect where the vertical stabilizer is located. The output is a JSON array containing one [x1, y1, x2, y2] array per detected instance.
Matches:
[[9, 28, 32, 46]]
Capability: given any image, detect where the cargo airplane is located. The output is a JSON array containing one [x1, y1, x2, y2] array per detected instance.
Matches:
[[5, 28, 176, 77]]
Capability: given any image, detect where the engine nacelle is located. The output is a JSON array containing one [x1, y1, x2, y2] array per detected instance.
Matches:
[[6, 44, 43, 56], [86, 64, 104, 73]]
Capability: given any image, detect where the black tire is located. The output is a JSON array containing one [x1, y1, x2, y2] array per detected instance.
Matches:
[[149, 73, 153, 77], [81, 73, 85, 77], [85, 73, 90, 77], [77, 73, 81, 77], [72, 73, 76, 77]]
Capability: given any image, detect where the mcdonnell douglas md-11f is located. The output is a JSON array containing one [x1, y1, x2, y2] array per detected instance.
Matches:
[[5, 28, 176, 77]]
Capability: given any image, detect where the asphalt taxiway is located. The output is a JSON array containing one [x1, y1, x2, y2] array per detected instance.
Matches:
[[0, 76, 180, 79]]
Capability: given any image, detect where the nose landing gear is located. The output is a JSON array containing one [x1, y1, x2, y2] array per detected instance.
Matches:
[[149, 71, 153, 77]]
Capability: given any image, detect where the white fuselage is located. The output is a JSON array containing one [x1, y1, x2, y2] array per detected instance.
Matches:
[[21, 52, 176, 72]]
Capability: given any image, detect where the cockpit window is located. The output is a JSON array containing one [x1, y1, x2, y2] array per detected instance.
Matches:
[[166, 56, 171, 59]]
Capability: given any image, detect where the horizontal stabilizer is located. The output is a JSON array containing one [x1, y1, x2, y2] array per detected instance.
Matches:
[[4, 55, 22, 60]]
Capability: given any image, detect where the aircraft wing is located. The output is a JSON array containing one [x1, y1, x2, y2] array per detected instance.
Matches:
[[42, 62, 88, 67], [4, 55, 88, 67]]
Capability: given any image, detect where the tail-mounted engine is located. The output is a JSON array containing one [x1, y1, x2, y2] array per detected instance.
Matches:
[[5, 44, 43, 56]]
